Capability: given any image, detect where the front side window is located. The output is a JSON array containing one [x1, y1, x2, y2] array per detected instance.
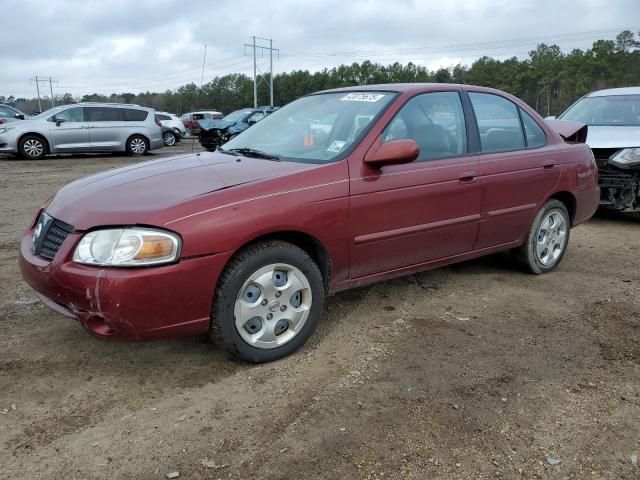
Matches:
[[382, 91, 467, 161], [87, 107, 119, 122], [469, 92, 525, 153], [560, 94, 640, 126], [223, 91, 396, 164], [0, 106, 15, 118], [53, 107, 85, 123]]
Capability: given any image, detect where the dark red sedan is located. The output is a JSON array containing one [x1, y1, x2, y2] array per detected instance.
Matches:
[[19, 84, 599, 362]]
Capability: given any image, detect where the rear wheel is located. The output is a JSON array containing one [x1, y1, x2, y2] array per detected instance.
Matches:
[[19, 135, 47, 160], [127, 135, 148, 156], [517, 199, 570, 274], [210, 241, 325, 363], [163, 130, 177, 146]]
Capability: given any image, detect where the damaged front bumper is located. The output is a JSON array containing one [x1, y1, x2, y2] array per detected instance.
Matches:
[[18, 229, 229, 341], [593, 148, 640, 211]]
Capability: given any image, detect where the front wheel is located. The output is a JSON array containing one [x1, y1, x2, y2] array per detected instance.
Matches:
[[127, 135, 148, 156], [517, 199, 571, 274], [19, 135, 47, 160], [210, 241, 325, 363]]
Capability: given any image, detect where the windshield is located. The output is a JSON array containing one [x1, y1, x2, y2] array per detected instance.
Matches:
[[560, 95, 640, 126], [223, 91, 396, 163], [223, 110, 254, 123]]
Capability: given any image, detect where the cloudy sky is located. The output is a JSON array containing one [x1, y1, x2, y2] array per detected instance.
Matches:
[[2, 0, 638, 99]]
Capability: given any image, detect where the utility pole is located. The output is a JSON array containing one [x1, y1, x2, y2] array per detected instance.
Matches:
[[30, 75, 58, 111], [243, 37, 279, 108], [200, 44, 207, 89]]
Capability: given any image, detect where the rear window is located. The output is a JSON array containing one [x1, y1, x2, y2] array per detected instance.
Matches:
[[122, 109, 149, 122]]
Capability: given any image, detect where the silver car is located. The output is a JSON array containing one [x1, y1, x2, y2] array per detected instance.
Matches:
[[552, 86, 640, 212], [0, 102, 164, 160]]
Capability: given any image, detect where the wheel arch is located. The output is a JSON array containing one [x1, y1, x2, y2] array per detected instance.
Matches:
[[227, 230, 332, 293], [126, 133, 150, 147], [18, 132, 50, 154], [548, 191, 577, 225]]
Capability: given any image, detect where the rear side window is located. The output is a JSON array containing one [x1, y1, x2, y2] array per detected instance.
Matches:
[[156, 114, 171, 121], [520, 109, 546, 148], [121, 109, 149, 122], [193, 113, 205, 120], [87, 107, 119, 122], [469, 93, 525, 152], [382, 91, 467, 161]]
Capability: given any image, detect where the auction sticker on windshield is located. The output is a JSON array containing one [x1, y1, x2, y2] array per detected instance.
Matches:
[[341, 93, 386, 102]]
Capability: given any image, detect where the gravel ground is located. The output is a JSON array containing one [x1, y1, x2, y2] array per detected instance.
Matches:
[[1, 139, 639, 479]]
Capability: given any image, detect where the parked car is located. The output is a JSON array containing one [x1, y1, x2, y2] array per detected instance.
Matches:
[[198, 107, 278, 151], [0, 104, 29, 124], [0, 103, 163, 159], [19, 84, 599, 363], [551, 86, 640, 212], [161, 125, 181, 146], [180, 110, 223, 135], [156, 111, 187, 138]]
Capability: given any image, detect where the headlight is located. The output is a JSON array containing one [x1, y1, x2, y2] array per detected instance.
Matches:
[[73, 228, 181, 267], [0, 126, 15, 134], [609, 148, 640, 168]]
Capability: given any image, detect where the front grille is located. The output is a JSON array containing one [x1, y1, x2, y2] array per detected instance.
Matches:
[[34, 214, 74, 259]]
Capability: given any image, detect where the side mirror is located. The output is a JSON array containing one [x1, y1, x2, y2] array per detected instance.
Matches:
[[364, 139, 420, 167], [544, 115, 557, 120], [15, 114, 25, 120], [55, 118, 66, 126]]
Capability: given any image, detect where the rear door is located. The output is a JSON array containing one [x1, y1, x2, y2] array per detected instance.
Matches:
[[349, 90, 481, 279], [49, 107, 90, 152], [467, 91, 561, 249], [86, 106, 127, 151]]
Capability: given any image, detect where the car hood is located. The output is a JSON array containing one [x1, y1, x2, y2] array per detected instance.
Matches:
[[586, 125, 640, 149], [47, 152, 315, 230], [198, 119, 237, 131]]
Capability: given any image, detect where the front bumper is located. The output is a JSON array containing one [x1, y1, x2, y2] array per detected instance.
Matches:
[[0, 133, 19, 153], [19, 226, 231, 341]]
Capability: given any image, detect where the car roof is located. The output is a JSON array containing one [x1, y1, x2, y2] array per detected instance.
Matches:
[[77, 102, 147, 108], [188, 110, 222, 114], [314, 83, 499, 95], [586, 87, 640, 97]]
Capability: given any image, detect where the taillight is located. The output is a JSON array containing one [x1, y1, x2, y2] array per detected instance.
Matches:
[[155, 118, 162, 127], [0, 119, 5, 124]]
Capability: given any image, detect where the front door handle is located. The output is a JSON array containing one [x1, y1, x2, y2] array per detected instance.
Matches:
[[543, 163, 557, 170], [458, 171, 477, 184]]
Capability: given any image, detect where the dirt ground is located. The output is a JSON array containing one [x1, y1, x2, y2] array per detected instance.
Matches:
[[0, 139, 639, 479]]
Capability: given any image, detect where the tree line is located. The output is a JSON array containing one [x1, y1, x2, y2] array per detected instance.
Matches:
[[2, 30, 638, 118]]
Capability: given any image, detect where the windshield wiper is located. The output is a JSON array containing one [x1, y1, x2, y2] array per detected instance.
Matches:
[[220, 147, 282, 161]]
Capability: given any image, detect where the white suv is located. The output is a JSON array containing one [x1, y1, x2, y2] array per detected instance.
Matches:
[[156, 112, 188, 138]]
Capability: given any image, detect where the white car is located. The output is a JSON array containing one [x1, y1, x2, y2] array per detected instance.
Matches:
[[156, 112, 188, 138]]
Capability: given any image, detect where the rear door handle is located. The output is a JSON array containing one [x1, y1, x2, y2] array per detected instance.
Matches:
[[543, 163, 557, 170], [458, 171, 477, 184]]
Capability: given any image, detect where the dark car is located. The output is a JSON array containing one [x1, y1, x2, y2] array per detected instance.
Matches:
[[180, 111, 223, 135], [0, 104, 29, 124], [198, 107, 278, 151], [19, 84, 598, 363]]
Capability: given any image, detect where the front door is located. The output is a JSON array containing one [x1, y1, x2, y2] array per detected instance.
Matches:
[[349, 91, 481, 279], [49, 106, 90, 152]]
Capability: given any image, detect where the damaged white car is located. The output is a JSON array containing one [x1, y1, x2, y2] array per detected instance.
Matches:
[[553, 87, 640, 212]]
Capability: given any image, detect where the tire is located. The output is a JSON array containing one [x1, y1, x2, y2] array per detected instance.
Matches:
[[19, 135, 47, 160], [210, 240, 325, 363], [126, 135, 149, 156], [163, 131, 177, 147], [517, 199, 571, 274]]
